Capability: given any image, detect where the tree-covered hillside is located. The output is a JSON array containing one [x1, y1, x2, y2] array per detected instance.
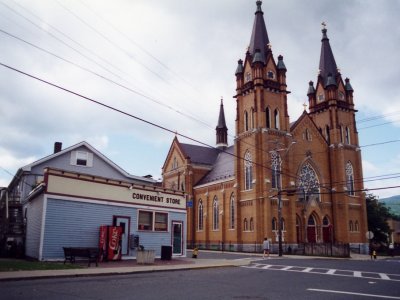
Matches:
[[380, 195, 400, 217]]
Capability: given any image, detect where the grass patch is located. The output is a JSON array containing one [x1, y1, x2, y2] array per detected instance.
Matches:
[[0, 259, 83, 272]]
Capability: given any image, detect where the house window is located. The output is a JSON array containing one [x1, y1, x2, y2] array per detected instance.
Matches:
[[71, 151, 93, 167], [154, 212, 168, 231], [244, 151, 253, 190], [213, 196, 219, 230], [138, 211, 153, 231], [229, 194, 235, 229], [198, 200, 204, 231], [138, 211, 168, 231], [346, 161, 355, 196]]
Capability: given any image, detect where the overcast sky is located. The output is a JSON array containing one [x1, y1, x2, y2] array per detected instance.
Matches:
[[0, 0, 399, 198]]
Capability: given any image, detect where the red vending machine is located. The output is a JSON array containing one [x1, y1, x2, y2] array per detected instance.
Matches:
[[99, 225, 123, 261]]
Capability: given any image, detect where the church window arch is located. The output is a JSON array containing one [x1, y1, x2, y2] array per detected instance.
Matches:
[[272, 217, 277, 231], [297, 163, 321, 201], [274, 109, 280, 129], [346, 161, 355, 196], [244, 111, 249, 131], [265, 107, 271, 128], [304, 128, 312, 141], [244, 151, 253, 190], [271, 151, 281, 189], [325, 125, 330, 144], [244, 218, 248, 231], [245, 72, 251, 82], [307, 214, 318, 243], [229, 193, 235, 229], [250, 218, 254, 231], [349, 220, 354, 232], [198, 200, 203, 231], [250, 107, 255, 129], [213, 196, 219, 230], [354, 220, 359, 232], [345, 126, 351, 144]]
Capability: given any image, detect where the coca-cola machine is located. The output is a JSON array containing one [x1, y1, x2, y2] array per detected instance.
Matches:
[[99, 225, 123, 261]]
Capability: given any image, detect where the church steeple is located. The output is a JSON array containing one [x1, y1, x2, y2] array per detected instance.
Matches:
[[216, 98, 228, 149], [249, 1, 270, 59], [319, 24, 339, 87]]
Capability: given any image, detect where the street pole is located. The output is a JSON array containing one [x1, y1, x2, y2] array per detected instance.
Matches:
[[277, 164, 283, 257]]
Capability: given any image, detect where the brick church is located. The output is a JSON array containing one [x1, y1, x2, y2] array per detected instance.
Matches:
[[162, 1, 368, 253]]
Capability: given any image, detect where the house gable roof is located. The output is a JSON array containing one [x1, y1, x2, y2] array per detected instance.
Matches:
[[20, 141, 155, 183]]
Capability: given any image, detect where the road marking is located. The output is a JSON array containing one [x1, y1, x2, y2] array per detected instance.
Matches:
[[302, 267, 313, 272], [242, 263, 400, 282], [379, 273, 390, 280], [308, 288, 400, 299], [354, 271, 362, 277]]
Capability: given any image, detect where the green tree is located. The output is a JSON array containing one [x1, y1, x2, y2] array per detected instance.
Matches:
[[366, 193, 392, 244]]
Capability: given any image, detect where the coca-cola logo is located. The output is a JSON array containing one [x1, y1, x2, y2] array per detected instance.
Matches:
[[109, 228, 119, 250]]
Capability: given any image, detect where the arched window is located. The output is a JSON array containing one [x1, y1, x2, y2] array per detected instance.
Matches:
[[274, 109, 280, 129], [250, 218, 254, 231], [340, 125, 344, 143], [304, 129, 312, 141], [198, 200, 204, 231], [355, 220, 359, 232], [229, 194, 235, 229], [307, 215, 317, 243], [271, 151, 281, 189], [265, 107, 271, 128], [349, 220, 354, 232], [250, 108, 255, 129], [244, 151, 253, 190], [281, 218, 285, 231], [244, 111, 249, 131], [244, 218, 248, 231], [325, 125, 330, 144], [346, 161, 355, 196], [272, 217, 277, 231], [345, 127, 351, 144], [213, 196, 219, 230], [297, 163, 321, 201]]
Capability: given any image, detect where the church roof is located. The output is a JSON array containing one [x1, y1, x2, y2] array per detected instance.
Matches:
[[180, 143, 220, 165], [249, 1, 270, 59], [196, 146, 235, 185], [319, 27, 339, 87]]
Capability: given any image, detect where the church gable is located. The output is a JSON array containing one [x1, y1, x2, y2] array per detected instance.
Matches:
[[161, 137, 187, 174]]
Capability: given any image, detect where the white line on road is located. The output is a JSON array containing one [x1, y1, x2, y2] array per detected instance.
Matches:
[[379, 273, 391, 280], [281, 266, 292, 271], [354, 271, 362, 277], [302, 267, 313, 272], [326, 269, 336, 274], [308, 288, 400, 299]]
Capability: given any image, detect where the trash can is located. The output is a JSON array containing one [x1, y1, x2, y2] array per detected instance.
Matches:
[[161, 245, 172, 260]]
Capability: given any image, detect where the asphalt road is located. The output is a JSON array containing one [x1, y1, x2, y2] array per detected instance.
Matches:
[[0, 253, 399, 300]]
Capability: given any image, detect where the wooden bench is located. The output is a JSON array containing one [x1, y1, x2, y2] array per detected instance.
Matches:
[[63, 247, 99, 267]]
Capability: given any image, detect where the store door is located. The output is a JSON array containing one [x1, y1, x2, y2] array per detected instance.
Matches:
[[114, 216, 130, 255], [172, 222, 183, 255]]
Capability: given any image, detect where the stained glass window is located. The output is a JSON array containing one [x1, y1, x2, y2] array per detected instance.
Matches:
[[244, 151, 253, 190], [346, 161, 355, 196], [271, 151, 281, 189], [297, 163, 320, 201]]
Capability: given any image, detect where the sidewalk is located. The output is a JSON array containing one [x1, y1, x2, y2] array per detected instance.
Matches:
[[0, 257, 250, 281], [0, 252, 375, 281]]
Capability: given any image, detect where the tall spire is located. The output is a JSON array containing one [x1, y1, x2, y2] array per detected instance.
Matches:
[[248, 1, 270, 59], [216, 98, 228, 149], [319, 23, 338, 87]]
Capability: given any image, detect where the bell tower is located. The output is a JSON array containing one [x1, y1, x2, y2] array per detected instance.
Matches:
[[307, 24, 367, 244]]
